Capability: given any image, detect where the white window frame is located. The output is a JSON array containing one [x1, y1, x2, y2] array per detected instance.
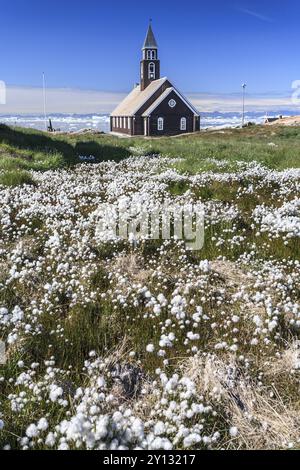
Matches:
[[128, 117, 131, 130], [158, 117, 164, 131], [147, 50, 156, 60], [148, 62, 155, 79], [180, 117, 187, 131]]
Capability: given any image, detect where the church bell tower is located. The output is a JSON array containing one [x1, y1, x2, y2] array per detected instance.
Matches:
[[140, 22, 160, 91]]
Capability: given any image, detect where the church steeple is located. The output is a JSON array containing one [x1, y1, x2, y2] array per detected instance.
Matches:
[[143, 23, 158, 49], [140, 22, 160, 90]]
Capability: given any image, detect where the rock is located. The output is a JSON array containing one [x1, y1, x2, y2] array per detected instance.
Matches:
[[110, 363, 146, 399]]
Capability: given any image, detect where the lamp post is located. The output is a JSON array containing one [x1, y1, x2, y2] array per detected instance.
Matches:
[[242, 83, 247, 127]]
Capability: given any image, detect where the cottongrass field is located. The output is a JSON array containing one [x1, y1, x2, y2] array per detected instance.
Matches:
[[0, 126, 300, 450]]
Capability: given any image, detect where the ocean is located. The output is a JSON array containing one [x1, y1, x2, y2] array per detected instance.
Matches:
[[0, 111, 297, 133]]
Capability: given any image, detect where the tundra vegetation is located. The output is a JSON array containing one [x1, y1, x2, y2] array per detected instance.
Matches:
[[0, 123, 299, 450]]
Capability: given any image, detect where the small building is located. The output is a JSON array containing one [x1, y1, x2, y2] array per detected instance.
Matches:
[[110, 24, 200, 136]]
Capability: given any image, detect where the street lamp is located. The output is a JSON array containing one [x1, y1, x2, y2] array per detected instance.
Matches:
[[242, 83, 247, 127]]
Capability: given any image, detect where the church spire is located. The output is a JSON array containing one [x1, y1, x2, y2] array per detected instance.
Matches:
[[142, 21, 158, 49], [140, 22, 160, 90]]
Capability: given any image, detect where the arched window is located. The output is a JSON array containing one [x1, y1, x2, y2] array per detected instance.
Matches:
[[158, 117, 164, 131], [180, 117, 187, 131], [147, 50, 156, 60], [148, 62, 155, 79]]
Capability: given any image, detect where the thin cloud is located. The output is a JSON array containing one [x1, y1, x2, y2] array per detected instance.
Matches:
[[239, 7, 273, 23], [0, 85, 296, 114], [0, 85, 125, 114]]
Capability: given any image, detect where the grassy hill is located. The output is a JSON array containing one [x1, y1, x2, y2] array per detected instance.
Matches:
[[0, 123, 299, 187]]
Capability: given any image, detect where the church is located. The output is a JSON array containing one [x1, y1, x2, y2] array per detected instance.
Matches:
[[110, 24, 200, 136]]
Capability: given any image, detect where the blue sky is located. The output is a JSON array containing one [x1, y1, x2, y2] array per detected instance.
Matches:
[[1, 0, 300, 113]]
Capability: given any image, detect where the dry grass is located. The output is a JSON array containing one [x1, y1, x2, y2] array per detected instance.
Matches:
[[182, 354, 300, 450], [210, 260, 253, 289], [112, 253, 152, 285]]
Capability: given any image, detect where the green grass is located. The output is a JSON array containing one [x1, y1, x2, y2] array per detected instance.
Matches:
[[0, 170, 35, 187], [1, 123, 300, 187], [170, 126, 300, 173]]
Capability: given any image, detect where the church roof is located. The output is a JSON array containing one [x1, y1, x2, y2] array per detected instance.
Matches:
[[111, 77, 168, 117], [142, 86, 200, 117], [143, 24, 158, 49]]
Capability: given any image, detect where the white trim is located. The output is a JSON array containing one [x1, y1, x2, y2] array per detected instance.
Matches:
[[180, 117, 187, 131], [172, 85, 200, 115], [111, 77, 168, 117], [129, 77, 168, 115], [157, 117, 164, 131], [142, 88, 173, 116], [147, 50, 156, 60], [148, 62, 155, 79], [142, 86, 200, 117]]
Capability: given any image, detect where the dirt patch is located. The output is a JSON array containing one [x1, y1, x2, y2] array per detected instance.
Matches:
[[211, 260, 253, 289], [113, 253, 151, 285]]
